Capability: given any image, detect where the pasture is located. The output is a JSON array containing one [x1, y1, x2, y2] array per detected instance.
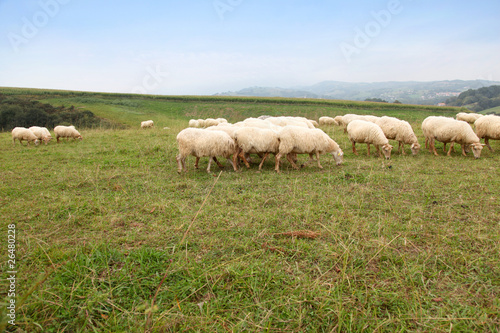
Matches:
[[1, 90, 499, 332]]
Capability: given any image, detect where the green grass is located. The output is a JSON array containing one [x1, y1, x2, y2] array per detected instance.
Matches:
[[1, 88, 499, 332], [480, 106, 500, 115]]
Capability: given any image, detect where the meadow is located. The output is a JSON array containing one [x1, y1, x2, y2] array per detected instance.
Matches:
[[1, 89, 499, 332]]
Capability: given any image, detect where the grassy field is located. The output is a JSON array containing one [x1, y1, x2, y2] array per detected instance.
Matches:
[[1, 89, 499, 332]]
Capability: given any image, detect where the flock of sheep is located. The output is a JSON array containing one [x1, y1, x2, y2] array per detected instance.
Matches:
[[177, 112, 500, 173], [10, 111, 499, 174], [11, 125, 82, 146]]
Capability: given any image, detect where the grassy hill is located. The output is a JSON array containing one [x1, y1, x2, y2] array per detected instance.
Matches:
[[1, 88, 499, 332]]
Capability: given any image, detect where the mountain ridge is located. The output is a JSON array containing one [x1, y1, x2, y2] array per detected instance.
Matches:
[[215, 80, 500, 105]]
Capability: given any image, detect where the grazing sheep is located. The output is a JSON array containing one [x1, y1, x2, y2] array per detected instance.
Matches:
[[275, 126, 344, 172], [12, 127, 40, 146], [309, 119, 319, 127], [336, 114, 379, 133], [265, 116, 314, 128], [141, 120, 154, 129], [375, 116, 420, 155], [456, 112, 484, 124], [421, 116, 484, 158], [29, 126, 52, 145], [474, 115, 500, 151], [319, 116, 337, 126], [54, 125, 83, 143], [176, 128, 238, 173], [188, 119, 200, 128], [233, 127, 280, 170], [203, 118, 219, 127], [347, 120, 393, 159]]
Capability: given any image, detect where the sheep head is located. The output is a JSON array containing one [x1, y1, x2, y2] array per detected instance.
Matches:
[[470, 142, 485, 159], [410, 142, 421, 156], [381, 144, 393, 160], [331, 149, 344, 166]]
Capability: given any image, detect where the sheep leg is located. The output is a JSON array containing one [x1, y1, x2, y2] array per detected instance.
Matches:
[[315, 152, 323, 169], [399, 142, 406, 155], [176, 155, 183, 173], [275, 153, 282, 173], [286, 153, 300, 169], [213, 157, 224, 169], [425, 137, 428, 149], [461, 145, 467, 157], [375, 145, 382, 158], [430, 139, 439, 156], [258, 152, 270, 170], [351, 141, 358, 155], [238, 149, 251, 169], [195, 157, 200, 169], [485, 138, 493, 151], [207, 157, 213, 173], [447, 143, 455, 156], [232, 152, 239, 171], [367, 144, 371, 157]]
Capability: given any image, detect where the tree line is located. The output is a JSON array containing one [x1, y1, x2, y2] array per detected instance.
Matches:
[[0, 94, 117, 131], [446, 85, 500, 112]]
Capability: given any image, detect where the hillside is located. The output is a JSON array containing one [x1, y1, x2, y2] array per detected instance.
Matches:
[[445, 85, 500, 112], [1, 87, 499, 332], [216, 80, 500, 105]]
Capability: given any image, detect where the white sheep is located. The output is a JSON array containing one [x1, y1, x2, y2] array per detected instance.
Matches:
[[318, 116, 337, 126], [188, 119, 200, 128], [336, 114, 379, 133], [233, 127, 280, 170], [275, 126, 344, 172], [309, 119, 319, 127], [474, 114, 500, 151], [375, 116, 420, 155], [29, 126, 52, 145], [347, 120, 393, 159], [456, 112, 484, 124], [54, 125, 83, 143], [203, 118, 219, 127], [176, 128, 238, 173], [265, 116, 313, 128], [421, 116, 484, 158], [12, 127, 40, 146], [141, 120, 154, 128]]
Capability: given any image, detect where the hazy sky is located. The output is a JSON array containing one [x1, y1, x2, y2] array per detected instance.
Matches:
[[1, 0, 499, 95]]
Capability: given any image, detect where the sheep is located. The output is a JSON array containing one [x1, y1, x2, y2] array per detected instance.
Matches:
[[474, 114, 500, 151], [274, 126, 343, 173], [233, 127, 280, 170], [319, 116, 337, 126], [12, 127, 40, 146], [203, 118, 219, 127], [54, 125, 83, 143], [141, 120, 154, 129], [265, 116, 313, 128], [375, 116, 420, 155], [309, 119, 319, 127], [188, 119, 200, 128], [421, 116, 484, 158], [456, 112, 484, 124], [176, 128, 238, 173], [347, 120, 393, 159], [336, 114, 379, 133], [29, 126, 52, 145]]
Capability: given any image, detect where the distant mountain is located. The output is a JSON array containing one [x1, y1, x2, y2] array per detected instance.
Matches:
[[445, 85, 500, 112], [215, 80, 500, 105]]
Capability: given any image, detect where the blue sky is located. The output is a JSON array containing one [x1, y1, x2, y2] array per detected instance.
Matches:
[[1, 0, 499, 95]]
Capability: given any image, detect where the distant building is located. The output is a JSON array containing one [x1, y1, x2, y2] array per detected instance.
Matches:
[[437, 103, 446, 107]]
